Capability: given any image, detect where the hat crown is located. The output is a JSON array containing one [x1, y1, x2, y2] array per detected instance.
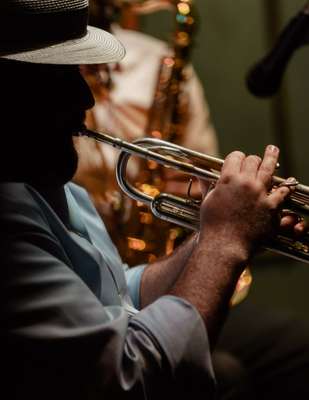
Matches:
[[1, 0, 88, 14], [0, 0, 125, 65], [0, 0, 89, 55]]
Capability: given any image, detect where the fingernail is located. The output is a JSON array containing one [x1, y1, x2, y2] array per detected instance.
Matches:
[[268, 145, 279, 154]]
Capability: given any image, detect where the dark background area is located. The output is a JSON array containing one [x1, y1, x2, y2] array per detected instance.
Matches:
[[140, 0, 309, 321]]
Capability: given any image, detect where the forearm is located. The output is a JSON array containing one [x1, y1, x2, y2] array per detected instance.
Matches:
[[140, 232, 198, 308], [169, 232, 248, 349], [140, 229, 247, 348], [141, 145, 285, 350]]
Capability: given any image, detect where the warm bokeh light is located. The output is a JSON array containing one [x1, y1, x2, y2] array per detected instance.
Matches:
[[177, 2, 191, 16], [163, 56, 175, 68], [139, 211, 153, 224], [139, 183, 160, 197], [127, 237, 147, 251], [151, 130, 162, 139]]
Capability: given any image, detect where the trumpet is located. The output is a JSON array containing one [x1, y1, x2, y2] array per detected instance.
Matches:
[[80, 128, 309, 264]]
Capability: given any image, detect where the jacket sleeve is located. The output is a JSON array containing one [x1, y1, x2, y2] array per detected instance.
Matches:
[[0, 183, 215, 399]]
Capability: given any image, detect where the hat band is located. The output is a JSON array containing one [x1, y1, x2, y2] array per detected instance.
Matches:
[[0, 7, 88, 54]]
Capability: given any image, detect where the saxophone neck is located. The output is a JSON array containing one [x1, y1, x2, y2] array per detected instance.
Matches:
[[145, 0, 197, 141]]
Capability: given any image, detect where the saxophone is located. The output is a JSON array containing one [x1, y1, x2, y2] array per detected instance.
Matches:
[[119, 0, 197, 266], [145, 0, 195, 142]]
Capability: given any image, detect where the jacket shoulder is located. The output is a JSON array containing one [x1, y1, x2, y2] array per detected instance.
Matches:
[[0, 182, 50, 235]]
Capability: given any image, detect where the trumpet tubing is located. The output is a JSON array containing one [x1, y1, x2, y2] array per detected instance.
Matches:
[[80, 128, 309, 264]]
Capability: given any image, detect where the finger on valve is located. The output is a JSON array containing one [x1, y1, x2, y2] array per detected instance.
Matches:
[[280, 209, 307, 237]]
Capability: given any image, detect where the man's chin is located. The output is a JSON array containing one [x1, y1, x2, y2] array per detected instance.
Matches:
[[61, 152, 79, 184], [43, 146, 79, 186]]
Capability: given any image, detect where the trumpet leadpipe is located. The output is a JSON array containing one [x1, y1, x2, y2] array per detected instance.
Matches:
[[80, 128, 220, 181]]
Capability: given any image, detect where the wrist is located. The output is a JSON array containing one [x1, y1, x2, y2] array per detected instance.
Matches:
[[197, 229, 250, 270]]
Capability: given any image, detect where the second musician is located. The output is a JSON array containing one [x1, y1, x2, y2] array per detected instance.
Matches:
[[74, 0, 218, 265]]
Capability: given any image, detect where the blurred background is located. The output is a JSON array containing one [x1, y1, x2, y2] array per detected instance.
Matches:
[[138, 0, 309, 321]]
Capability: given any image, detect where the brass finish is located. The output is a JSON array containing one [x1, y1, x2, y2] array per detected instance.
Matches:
[[117, 0, 197, 266]]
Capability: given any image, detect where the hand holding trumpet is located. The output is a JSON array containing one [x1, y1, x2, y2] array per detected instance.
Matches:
[[81, 128, 309, 264], [168, 144, 304, 341], [199, 145, 306, 259]]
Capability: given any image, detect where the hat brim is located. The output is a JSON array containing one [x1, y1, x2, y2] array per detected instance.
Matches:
[[1, 26, 125, 65]]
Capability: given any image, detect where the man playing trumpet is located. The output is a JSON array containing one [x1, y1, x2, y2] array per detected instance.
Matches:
[[0, 1, 309, 400], [75, 1, 309, 399]]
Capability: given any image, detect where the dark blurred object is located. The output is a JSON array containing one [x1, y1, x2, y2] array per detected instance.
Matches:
[[246, 2, 309, 97], [88, 0, 120, 30]]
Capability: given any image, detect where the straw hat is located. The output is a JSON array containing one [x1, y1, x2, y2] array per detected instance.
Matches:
[[0, 0, 125, 64]]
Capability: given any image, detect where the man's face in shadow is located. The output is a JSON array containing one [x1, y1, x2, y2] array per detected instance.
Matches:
[[0, 60, 95, 186]]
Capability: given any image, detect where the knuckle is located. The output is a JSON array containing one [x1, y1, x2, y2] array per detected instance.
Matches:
[[265, 198, 277, 211], [239, 178, 252, 191], [220, 172, 233, 184], [273, 186, 288, 198], [233, 150, 246, 158], [253, 155, 262, 164], [259, 165, 271, 175], [278, 186, 290, 197], [225, 150, 245, 161], [253, 183, 264, 196], [259, 169, 273, 183], [247, 155, 262, 164], [239, 178, 264, 194]]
